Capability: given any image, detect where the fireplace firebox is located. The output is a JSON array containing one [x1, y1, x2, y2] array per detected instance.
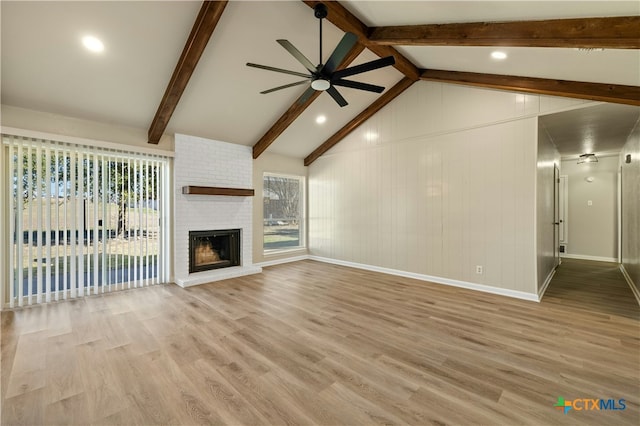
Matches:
[[189, 229, 240, 273]]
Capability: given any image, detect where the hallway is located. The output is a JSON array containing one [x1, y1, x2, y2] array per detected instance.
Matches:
[[543, 258, 640, 320]]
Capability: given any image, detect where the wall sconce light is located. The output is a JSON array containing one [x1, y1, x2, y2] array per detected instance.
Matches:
[[577, 153, 598, 164]]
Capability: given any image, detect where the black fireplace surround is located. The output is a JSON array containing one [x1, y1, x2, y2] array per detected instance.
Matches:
[[189, 229, 240, 273]]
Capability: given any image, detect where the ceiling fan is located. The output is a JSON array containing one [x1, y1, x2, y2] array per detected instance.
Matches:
[[246, 3, 395, 107]]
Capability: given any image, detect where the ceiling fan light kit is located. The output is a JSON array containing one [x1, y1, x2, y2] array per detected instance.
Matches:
[[246, 2, 395, 107], [311, 79, 331, 91], [577, 153, 598, 164]]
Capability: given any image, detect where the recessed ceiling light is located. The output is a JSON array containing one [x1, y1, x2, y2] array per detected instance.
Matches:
[[491, 51, 507, 60], [315, 115, 326, 124], [82, 35, 104, 53], [364, 131, 378, 141]]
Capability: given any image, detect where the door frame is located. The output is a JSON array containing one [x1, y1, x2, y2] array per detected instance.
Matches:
[[553, 164, 561, 268]]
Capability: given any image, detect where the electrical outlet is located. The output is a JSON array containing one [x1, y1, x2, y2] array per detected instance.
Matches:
[[476, 265, 483, 274]]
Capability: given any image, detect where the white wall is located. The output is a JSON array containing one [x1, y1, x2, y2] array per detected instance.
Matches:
[[536, 123, 560, 293], [252, 152, 308, 265], [560, 156, 618, 261], [173, 134, 259, 287], [307, 82, 583, 298], [1, 105, 174, 151], [620, 121, 640, 292]]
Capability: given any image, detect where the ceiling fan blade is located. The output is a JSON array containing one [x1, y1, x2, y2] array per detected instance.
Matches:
[[297, 86, 317, 105], [327, 86, 348, 107], [332, 79, 385, 93], [332, 56, 396, 79], [322, 32, 358, 75], [276, 39, 317, 73], [246, 63, 312, 79], [260, 80, 310, 94]]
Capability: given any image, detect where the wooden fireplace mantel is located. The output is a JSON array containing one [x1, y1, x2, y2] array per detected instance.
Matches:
[[182, 186, 255, 196]]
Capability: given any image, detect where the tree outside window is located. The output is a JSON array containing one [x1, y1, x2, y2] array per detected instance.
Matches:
[[263, 174, 304, 251]]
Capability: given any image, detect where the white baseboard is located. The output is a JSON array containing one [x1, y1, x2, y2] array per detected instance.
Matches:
[[620, 264, 640, 306], [308, 256, 539, 302], [560, 253, 618, 263], [537, 268, 556, 301], [256, 255, 310, 268], [175, 265, 262, 288]]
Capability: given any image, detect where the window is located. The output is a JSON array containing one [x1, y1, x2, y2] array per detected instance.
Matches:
[[263, 173, 305, 252], [3, 134, 170, 307]]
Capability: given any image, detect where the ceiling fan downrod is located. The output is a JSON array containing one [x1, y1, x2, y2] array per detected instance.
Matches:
[[314, 3, 328, 68]]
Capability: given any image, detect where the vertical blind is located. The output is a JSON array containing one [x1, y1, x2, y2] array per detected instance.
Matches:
[[3, 134, 171, 308]]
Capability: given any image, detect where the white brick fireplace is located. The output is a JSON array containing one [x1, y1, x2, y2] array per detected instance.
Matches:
[[174, 134, 261, 287]]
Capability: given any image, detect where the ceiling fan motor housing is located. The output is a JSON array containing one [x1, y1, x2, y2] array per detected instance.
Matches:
[[314, 3, 328, 19]]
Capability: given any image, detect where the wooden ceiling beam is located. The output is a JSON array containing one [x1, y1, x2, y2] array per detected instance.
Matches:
[[148, 1, 228, 144], [304, 77, 416, 166], [253, 92, 322, 159], [252, 43, 365, 159], [292, 1, 421, 165], [369, 16, 640, 48], [420, 69, 640, 106], [302, 1, 420, 80]]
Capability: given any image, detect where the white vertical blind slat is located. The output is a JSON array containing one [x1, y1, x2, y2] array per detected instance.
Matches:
[[45, 147, 52, 303], [36, 145, 43, 304], [70, 151, 77, 299], [16, 143, 24, 307], [79, 152, 85, 297], [133, 158, 138, 287], [157, 160, 163, 284], [63, 149, 68, 300], [151, 161, 157, 285], [127, 158, 132, 289], [162, 161, 170, 283], [27, 144, 34, 305], [152, 161, 156, 285], [93, 153, 99, 295], [9, 143, 16, 308], [109, 159, 120, 290], [54, 149, 60, 301], [101, 156, 108, 293], [140, 159, 145, 286], [144, 160, 149, 287], [119, 160, 124, 292]]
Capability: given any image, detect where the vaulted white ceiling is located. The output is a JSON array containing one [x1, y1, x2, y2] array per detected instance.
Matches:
[[2, 1, 639, 159]]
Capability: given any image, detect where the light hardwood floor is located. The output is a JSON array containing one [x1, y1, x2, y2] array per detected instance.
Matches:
[[1, 258, 638, 425]]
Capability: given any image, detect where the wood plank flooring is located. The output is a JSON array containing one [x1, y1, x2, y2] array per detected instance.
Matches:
[[544, 258, 640, 319], [1, 259, 639, 425]]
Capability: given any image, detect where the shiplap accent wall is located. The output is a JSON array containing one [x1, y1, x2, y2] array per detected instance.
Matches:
[[309, 82, 590, 297], [536, 122, 560, 295], [620, 121, 640, 292]]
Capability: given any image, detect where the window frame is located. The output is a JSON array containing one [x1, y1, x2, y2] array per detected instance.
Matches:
[[262, 172, 306, 254]]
